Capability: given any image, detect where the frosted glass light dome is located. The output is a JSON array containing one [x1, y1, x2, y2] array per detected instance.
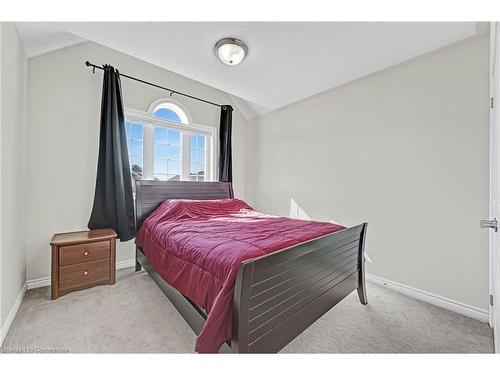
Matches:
[[215, 38, 248, 66]]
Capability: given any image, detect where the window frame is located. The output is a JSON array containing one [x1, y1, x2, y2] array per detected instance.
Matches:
[[125, 100, 217, 183]]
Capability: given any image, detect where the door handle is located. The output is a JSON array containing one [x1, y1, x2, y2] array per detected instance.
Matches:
[[480, 218, 498, 232]]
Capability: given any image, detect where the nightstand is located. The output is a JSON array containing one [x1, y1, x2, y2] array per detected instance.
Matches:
[[50, 229, 117, 299]]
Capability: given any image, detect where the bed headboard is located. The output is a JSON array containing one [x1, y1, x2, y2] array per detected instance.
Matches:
[[135, 180, 234, 229]]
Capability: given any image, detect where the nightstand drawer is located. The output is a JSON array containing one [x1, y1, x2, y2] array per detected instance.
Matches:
[[59, 241, 110, 266], [59, 259, 110, 290]]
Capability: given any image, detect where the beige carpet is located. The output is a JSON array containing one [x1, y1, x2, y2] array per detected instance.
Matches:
[[1, 268, 494, 353]]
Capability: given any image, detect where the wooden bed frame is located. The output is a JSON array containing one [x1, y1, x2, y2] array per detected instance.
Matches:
[[135, 180, 368, 353]]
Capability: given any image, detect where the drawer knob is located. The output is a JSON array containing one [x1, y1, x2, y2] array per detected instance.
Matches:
[[83, 270, 89, 275], [83, 251, 89, 256]]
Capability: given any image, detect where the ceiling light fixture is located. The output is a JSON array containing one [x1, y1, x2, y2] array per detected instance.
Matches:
[[214, 38, 248, 66]]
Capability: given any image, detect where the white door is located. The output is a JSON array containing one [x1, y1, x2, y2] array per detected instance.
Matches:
[[487, 21, 500, 353]]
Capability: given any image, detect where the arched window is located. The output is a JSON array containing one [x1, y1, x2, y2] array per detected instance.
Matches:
[[154, 107, 182, 123], [125, 99, 214, 188], [151, 101, 190, 124]]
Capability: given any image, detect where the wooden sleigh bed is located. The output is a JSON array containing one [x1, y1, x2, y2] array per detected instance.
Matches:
[[134, 180, 368, 353]]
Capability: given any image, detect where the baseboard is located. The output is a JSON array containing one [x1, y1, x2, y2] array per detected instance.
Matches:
[[26, 276, 51, 289], [366, 273, 490, 323], [116, 258, 135, 270], [26, 258, 136, 290], [0, 283, 27, 346]]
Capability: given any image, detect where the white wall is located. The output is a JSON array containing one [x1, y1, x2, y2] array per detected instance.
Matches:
[[26, 41, 246, 281], [246, 36, 490, 310], [0, 22, 28, 328]]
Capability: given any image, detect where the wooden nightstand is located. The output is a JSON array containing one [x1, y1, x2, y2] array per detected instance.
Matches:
[[50, 229, 117, 299]]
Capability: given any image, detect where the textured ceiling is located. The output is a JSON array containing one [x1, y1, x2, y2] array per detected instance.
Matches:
[[15, 22, 85, 58], [17, 22, 480, 118]]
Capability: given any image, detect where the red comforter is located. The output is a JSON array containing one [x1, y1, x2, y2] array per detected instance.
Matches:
[[135, 198, 344, 353]]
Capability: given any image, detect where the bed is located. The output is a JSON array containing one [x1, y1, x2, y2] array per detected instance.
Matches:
[[134, 180, 368, 353]]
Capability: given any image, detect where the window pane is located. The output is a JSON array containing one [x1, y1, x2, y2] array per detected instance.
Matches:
[[154, 128, 168, 144], [131, 124, 143, 139], [130, 156, 143, 168], [166, 146, 180, 159], [154, 159, 168, 175], [189, 134, 207, 182], [168, 160, 180, 176], [169, 131, 180, 146], [153, 159, 180, 179], [154, 143, 168, 159], [190, 160, 198, 175], [125, 122, 144, 190], [198, 136, 205, 150], [197, 149, 205, 164], [155, 143, 181, 160], [130, 139, 143, 157], [153, 108, 182, 123], [191, 164, 205, 179], [153, 127, 181, 180], [130, 159, 143, 181]]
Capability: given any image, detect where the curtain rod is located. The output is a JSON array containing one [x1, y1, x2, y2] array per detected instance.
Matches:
[[85, 61, 224, 109]]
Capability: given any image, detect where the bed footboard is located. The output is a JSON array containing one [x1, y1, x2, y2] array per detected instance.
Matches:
[[231, 223, 368, 353]]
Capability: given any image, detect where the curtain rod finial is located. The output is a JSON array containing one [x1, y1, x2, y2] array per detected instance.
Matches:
[[85, 61, 90, 67]]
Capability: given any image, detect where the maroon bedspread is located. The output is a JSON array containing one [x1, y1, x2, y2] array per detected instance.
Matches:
[[135, 199, 344, 353]]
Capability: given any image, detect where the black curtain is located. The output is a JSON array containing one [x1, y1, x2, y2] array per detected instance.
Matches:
[[218, 105, 233, 182], [88, 65, 136, 241]]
